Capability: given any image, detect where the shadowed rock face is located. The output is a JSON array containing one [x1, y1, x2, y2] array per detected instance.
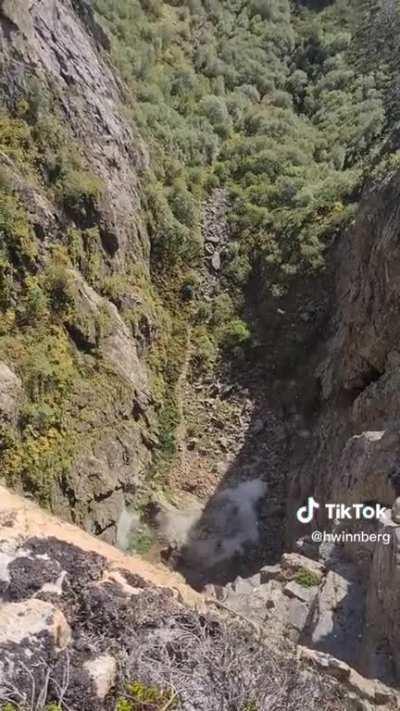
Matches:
[[278, 174, 400, 686], [329, 180, 400, 684]]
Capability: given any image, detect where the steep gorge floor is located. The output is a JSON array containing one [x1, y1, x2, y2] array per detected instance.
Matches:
[[142, 190, 290, 588]]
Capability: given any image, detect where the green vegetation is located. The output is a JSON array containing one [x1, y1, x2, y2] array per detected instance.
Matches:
[[0, 87, 158, 501], [191, 326, 218, 372], [351, 0, 400, 124], [242, 703, 258, 711], [295, 567, 321, 588], [93, 0, 392, 297], [147, 305, 188, 480], [0, 329, 76, 502], [2, 0, 400, 502], [218, 319, 251, 351], [116, 681, 178, 710], [130, 525, 156, 554]]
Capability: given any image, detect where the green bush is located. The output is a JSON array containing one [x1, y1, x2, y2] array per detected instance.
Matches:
[[116, 681, 177, 710], [59, 167, 103, 216], [211, 293, 235, 325], [295, 568, 321, 588], [44, 255, 75, 315], [194, 301, 212, 324], [0, 188, 37, 266], [218, 319, 251, 350], [0, 113, 35, 167], [191, 327, 218, 372], [168, 181, 198, 228], [20, 402, 60, 433], [18, 276, 48, 325], [93, 0, 386, 292]]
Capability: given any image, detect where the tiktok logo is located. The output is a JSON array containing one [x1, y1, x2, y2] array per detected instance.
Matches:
[[296, 496, 320, 524], [296, 498, 387, 524]]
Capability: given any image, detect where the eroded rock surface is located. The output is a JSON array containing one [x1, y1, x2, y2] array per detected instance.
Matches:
[[0, 0, 157, 540], [278, 173, 400, 688], [0, 487, 369, 711]]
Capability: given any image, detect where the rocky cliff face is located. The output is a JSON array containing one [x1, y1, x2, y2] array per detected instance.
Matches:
[[281, 172, 400, 686], [179, 168, 400, 696], [0, 0, 162, 541], [0, 486, 374, 711]]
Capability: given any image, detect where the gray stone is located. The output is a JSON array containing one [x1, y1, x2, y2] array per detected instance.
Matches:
[[232, 576, 258, 594], [84, 655, 117, 699], [281, 553, 325, 582], [206, 233, 221, 244], [222, 588, 269, 624], [310, 569, 350, 644], [284, 580, 318, 604], [1, 0, 34, 37], [297, 647, 395, 707], [0, 600, 71, 650], [287, 597, 309, 634], [0, 362, 23, 424], [247, 573, 262, 587], [259, 563, 282, 584], [307, 565, 364, 666], [330, 430, 396, 511]]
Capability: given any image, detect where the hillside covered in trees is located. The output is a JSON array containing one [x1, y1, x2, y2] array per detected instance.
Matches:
[[95, 0, 400, 293]]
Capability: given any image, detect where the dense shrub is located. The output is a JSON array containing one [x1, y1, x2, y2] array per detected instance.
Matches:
[[218, 319, 251, 350], [93, 0, 391, 295]]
